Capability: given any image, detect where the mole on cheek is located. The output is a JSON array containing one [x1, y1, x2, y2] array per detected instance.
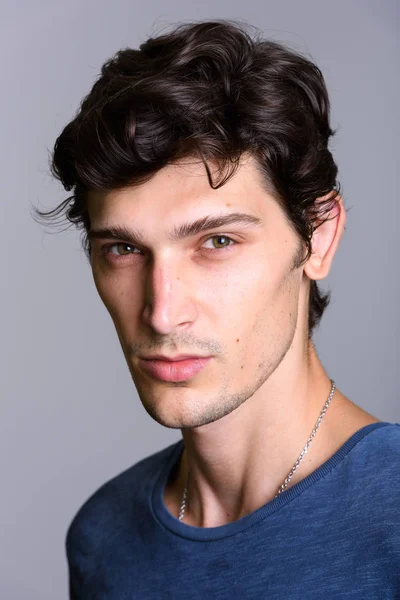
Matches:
[[236, 338, 240, 342]]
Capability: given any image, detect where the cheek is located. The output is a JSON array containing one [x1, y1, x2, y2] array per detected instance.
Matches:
[[199, 260, 280, 350], [227, 257, 301, 344], [92, 267, 111, 307], [252, 269, 301, 348], [211, 254, 290, 317], [92, 266, 135, 325]]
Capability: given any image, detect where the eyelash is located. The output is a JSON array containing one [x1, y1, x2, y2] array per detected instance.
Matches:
[[101, 234, 237, 261]]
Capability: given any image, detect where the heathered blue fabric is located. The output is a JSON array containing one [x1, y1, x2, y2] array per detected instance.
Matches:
[[67, 422, 400, 599]]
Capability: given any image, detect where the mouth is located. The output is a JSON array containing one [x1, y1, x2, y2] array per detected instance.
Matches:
[[138, 356, 212, 382]]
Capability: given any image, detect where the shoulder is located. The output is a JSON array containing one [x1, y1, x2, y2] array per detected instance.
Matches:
[[344, 423, 400, 556], [65, 440, 181, 555], [356, 422, 400, 462], [347, 422, 400, 500]]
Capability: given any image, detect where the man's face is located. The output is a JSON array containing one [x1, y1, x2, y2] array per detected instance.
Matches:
[[87, 156, 306, 429]]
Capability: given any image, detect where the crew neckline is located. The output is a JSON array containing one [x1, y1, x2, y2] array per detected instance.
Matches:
[[151, 421, 394, 541]]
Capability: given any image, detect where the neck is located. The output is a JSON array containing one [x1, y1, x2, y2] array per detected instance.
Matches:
[[172, 344, 347, 528]]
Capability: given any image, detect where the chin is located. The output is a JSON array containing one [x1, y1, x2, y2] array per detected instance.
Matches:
[[131, 371, 222, 429], [139, 390, 246, 430], [141, 402, 196, 429], [131, 361, 277, 430]]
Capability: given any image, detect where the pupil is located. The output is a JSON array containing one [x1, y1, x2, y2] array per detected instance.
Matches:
[[215, 236, 227, 247]]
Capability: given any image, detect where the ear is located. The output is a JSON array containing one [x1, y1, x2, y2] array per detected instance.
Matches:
[[303, 193, 346, 281]]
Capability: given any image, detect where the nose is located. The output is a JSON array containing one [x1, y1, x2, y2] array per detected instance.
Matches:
[[141, 256, 197, 335]]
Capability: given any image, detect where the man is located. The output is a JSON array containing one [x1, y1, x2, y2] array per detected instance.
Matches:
[[35, 20, 399, 599]]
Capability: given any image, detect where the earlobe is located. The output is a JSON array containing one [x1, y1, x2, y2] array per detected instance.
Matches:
[[304, 194, 346, 281]]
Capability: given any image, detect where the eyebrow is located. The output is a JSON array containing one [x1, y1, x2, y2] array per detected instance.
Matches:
[[87, 212, 263, 246]]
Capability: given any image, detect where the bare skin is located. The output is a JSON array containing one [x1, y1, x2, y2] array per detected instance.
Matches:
[[87, 155, 380, 528], [165, 380, 380, 526]]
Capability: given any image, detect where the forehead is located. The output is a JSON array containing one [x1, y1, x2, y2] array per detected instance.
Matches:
[[86, 154, 281, 227]]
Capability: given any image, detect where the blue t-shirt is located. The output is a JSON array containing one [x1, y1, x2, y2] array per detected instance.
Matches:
[[67, 421, 400, 599]]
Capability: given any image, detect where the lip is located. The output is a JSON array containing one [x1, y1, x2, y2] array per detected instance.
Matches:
[[138, 356, 212, 382], [140, 354, 207, 362]]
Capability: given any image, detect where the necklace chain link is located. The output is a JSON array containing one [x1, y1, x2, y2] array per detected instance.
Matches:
[[178, 380, 336, 522]]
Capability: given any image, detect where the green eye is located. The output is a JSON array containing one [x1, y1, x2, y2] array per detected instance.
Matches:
[[204, 235, 235, 250], [109, 243, 136, 255]]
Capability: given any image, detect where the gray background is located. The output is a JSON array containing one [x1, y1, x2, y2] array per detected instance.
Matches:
[[1, 1, 399, 598]]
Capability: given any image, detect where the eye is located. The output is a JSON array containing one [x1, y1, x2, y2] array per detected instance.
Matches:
[[103, 243, 139, 257], [202, 235, 236, 251], [100, 234, 237, 262]]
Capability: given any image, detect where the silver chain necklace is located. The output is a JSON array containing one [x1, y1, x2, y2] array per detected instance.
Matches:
[[178, 380, 336, 522]]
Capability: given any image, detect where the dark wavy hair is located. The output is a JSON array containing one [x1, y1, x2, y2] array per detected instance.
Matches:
[[33, 20, 342, 338]]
